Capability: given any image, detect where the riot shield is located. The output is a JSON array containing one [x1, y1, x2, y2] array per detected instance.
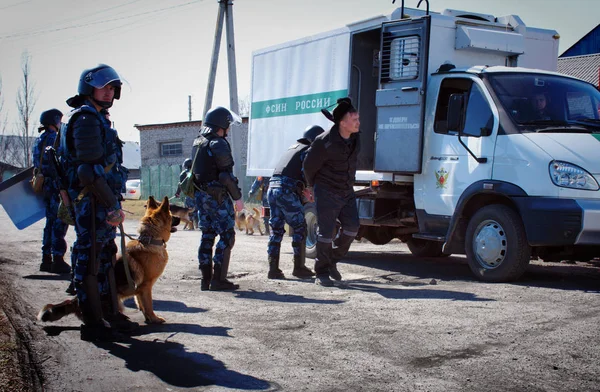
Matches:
[[0, 167, 45, 230]]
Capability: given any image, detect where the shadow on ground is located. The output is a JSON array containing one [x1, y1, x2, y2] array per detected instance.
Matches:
[[234, 289, 344, 304], [339, 247, 600, 292], [95, 337, 275, 390]]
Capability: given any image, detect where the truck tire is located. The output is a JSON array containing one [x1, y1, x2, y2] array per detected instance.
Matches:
[[465, 204, 530, 282], [304, 203, 318, 259], [406, 238, 448, 258]]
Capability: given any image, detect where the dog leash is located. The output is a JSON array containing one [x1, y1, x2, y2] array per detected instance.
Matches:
[[118, 223, 136, 293]]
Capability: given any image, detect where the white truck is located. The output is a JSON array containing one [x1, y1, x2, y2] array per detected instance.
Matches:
[[246, 2, 600, 282]]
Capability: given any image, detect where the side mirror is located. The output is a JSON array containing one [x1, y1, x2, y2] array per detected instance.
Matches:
[[447, 93, 465, 132]]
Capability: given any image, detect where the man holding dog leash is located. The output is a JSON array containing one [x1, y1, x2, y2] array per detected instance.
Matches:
[[191, 106, 244, 291], [60, 64, 135, 341]]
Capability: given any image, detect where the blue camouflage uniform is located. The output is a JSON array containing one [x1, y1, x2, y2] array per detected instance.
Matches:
[[33, 128, 68, 259], [191, 107, 243, 291], [266, 134, 319, 279], [60, 104, 128, 308]]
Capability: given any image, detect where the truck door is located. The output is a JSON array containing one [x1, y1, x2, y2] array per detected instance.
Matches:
[[374, 17, 430, 173]]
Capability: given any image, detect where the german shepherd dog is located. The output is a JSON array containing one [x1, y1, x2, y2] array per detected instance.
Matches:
[[169, 204, 196, 230], [39, 196, 176, 325], [235, 207, 264, 235]]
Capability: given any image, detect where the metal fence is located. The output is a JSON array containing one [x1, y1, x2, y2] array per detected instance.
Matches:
[[140, 163, 256, 204]]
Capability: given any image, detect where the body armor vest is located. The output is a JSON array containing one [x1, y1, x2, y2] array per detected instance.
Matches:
[[272, 142, 308, 183]]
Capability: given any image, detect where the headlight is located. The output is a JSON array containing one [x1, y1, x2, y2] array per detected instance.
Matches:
[[549, 161, 599, 191]]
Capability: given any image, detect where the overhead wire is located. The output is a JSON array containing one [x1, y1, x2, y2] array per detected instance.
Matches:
[[0, 0, 201, 41]]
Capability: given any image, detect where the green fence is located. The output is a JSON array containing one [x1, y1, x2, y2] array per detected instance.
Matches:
[[140, 165, 180, 202], [141, 163, 256, 204]]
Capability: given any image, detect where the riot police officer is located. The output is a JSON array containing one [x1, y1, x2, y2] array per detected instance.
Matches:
[[266, 125, 324, 280], [192, 107, 244, 291], [303, 98, 361, 287], [60, 64, 135, 341], [34, 109, 70, 274]]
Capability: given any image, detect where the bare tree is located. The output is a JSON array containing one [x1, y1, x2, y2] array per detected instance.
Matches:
[[15, 51, 38, 168]]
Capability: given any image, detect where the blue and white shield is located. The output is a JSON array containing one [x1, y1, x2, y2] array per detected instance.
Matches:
[[0, 167, 45, 230]]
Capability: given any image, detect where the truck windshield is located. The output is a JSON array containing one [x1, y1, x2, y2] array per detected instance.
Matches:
[[487, 73, 600, 132]]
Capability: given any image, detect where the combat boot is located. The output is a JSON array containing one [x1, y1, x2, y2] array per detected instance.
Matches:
[[315, 274, 334, 287], [267, 255, 285, 279], [291, 242, 314, 279], [199, 263, 212, 291], [50, 254, 71, 274], [103, 266, 139, 333], [210, 249, 239, 291], [79, 275, 124, 342], [39, 254, 52, 272], [329, 263, 342, 281]]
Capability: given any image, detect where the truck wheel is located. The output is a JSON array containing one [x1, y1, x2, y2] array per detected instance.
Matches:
[[304, 203, 318, 259], [364, 227, 394, 245], [406, 238, 447, 257], [465, 204, 530, 282]]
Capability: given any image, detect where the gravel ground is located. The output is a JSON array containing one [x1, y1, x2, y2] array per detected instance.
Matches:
[[0, 211, 599, 392]]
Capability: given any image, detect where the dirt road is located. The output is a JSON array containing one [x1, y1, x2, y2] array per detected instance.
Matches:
[[1, 211, 599, 392]]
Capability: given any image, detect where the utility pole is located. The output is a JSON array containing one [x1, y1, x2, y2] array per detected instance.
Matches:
[[188, 95, 192, 121], [203, 0, 243, 194]]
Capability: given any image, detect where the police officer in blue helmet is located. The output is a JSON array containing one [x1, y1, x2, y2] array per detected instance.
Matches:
[[192, 106, 244, 291], [61, 64, 135, 341], [34, 109, 71, 274]]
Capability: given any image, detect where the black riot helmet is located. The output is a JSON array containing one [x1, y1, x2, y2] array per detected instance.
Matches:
[[68, 64, 122, 108], [203, 107, 242, 131], [39, 109, 63, 131], [183, 158, 193, 170], [297, 125, 325, 144]]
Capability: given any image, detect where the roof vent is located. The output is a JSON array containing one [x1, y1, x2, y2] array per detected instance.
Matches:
[[442, 9, 495, 23]]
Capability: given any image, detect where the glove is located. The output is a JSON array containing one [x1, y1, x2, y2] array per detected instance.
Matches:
[[106, 209, 125, 227], [235, 199, 244, 213]]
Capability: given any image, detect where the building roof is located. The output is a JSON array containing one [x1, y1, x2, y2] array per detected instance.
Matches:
[[557, 53, 600, 86], [134, 120, 204, 131], [560, 24, 600, 58], [134, 117, 249, 131]]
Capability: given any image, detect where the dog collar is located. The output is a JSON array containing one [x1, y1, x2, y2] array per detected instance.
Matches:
[[138, 234, 166, 247]]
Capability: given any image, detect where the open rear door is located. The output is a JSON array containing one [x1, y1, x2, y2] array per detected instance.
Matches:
[[374, 17, 430, 173]]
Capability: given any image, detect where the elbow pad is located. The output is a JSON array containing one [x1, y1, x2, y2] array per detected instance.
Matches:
[[77, 164, 117, 208], [218, 171, 242, 200], [72, 114, 104, 163]]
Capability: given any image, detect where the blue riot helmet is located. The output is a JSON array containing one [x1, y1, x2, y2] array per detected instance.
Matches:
[[297, 125, 325, 144], [203, 107, 242, 134], [39, 109, 63, 131], [68, 64, 122, 108]]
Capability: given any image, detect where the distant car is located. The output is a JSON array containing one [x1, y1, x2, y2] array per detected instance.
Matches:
[[122, 179, 141, 200]]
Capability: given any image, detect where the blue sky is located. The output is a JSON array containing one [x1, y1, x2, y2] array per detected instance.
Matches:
[[0, 0, 597, 142]]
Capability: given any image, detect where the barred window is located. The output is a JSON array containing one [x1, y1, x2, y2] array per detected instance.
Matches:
[[160, 142, 182, 156], [389, 36, 420, 80]]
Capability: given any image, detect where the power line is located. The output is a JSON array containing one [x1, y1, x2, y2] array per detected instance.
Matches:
[[0, 0, 34, 11], [0, 0, 201, 41]]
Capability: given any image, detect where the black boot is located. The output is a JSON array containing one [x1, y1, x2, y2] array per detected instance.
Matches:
[[50, 254, 71, 274], [210, 249, 239, 291], [315, 274, 334, 287], [79, 275, 123, 342], [292, 241, 314, 279], [200, 263, 212, 291], [103, 266, 138, 333], [39, 254, 52, 272], [267, 255, 285, 279], [329, 263, 342, 281]]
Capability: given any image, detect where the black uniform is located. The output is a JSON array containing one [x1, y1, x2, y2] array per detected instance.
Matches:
[[303, 124, 360, 280]]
